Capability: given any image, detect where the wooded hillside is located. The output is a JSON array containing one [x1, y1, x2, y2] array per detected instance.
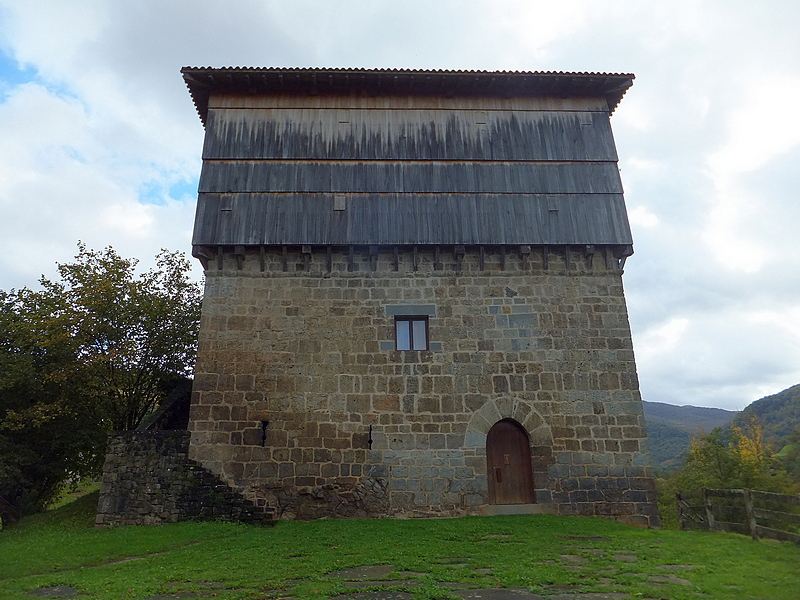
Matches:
[[643, 384, 800, 472], [643, 401, 737, 470], [732, 384, 800, 449]]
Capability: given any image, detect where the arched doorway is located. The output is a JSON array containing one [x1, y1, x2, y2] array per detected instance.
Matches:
[[486, 419, 535, 505]]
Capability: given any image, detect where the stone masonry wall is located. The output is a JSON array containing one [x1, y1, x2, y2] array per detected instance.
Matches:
[[189, 246, 659, 526], [96, 431, 273, 527]]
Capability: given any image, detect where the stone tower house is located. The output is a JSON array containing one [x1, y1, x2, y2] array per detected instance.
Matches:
[[182, 67, 659, 526]]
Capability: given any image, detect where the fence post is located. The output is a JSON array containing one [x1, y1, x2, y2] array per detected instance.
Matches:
[[703, 488, 716, 531], [743, 488, 759, 541], [675, 492, 684, 530]]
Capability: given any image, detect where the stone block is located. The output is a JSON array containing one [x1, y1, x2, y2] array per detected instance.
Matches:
[[561, 477, 579, 491], [621, 439, 640, 453], [568, 465, 587, 477], [586, 465, 609, 477], [259, 462, 278, 478], [595, 477, 618, 491], [428, 434, 447, 449], [491, 375, 508, 393], [463, 493, 484, 507]]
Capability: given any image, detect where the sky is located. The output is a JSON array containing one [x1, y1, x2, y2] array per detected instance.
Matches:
[[1, 0, 799, 412]]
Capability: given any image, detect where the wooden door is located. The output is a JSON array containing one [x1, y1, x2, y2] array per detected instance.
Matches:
[[486, 419, 535, 505]]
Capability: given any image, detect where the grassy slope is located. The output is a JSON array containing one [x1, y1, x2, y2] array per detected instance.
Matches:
[[1, 492, 799, 600]]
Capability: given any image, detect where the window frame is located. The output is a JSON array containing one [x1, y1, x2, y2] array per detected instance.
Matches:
[[394, 315, 429, 351]]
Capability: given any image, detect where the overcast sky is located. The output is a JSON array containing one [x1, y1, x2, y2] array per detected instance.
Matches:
[[1, 1, 798, 412]]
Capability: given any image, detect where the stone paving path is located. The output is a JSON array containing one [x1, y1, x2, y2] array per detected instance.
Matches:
[[320, 556, 696, 600], [29, 586, 83, 598], [28, 554, 698, 599]]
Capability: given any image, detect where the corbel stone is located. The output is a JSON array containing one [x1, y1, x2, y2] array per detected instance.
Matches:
[[454, 245, 466, 271], [584, 245, 595, 269], [369, 245, 379, 271], [192, 246, 215, 271], [234, 245, 246, 270], [519, 245, 531, 269]]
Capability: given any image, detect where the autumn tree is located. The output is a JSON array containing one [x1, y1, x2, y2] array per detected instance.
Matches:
[[674, 420, 798, 494], [0, 244, 201, 520]]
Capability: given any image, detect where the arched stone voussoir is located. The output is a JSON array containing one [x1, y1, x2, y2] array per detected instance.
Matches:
[[477, 399, 503, 428], [494, 396, 515, 419], [464, 398, 550, 447], [521, 409, 543, 432]]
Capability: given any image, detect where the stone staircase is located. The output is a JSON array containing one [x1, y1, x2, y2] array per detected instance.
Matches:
[[96, 431, 274, 527]]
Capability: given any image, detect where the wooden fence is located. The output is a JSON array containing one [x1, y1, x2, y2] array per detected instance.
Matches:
[[676, 488, 800, 543]]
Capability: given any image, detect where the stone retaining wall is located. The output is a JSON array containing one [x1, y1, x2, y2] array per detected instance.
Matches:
[[95, 431, 272, 527]]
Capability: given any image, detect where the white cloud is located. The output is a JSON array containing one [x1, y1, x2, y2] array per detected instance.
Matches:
[[627, 206, 659, 229], [708, 76, 800, 177], [701, 75, 800, 273], [0, 70, 199, 287], [633, 302, 800, 411], [636, 317, 690, 361]]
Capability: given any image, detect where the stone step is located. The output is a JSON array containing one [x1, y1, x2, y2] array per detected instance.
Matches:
[[482, 503, 556, 516]]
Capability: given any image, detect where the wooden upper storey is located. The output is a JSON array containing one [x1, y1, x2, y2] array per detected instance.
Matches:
[[183, 68, 635, 251]]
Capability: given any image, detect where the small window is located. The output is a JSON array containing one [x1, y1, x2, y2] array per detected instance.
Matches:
[[395, 316, 428, 351]]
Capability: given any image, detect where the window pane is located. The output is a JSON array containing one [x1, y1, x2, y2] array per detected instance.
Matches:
[[396, 319, 411, 350], [412, 319, 428, 350]]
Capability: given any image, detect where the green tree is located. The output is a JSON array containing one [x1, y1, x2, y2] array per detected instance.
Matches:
[[46, 244, 202, 430], [0, 287, 102, 519], [776, 426, 800, 481], [657, 421, 799, 528], [0, 244, 201, 521], [674, 421, 798, 494]]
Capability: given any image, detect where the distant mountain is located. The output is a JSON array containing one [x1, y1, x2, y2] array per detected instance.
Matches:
[[645, 421, 691, 470], [642, 401, 738, 471], [731, 384, 800, 450], [643, 401, 737, 433]]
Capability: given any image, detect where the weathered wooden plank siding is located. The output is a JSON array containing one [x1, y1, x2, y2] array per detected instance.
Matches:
[[192, 89, 632, 248], [192, 193, 632, 246], [198, 161, 623, 194], [202, 109, 618, 161], [210, 94, 611, 112]]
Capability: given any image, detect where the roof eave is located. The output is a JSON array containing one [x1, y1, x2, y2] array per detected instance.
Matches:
[[181, 67, 634, 126]]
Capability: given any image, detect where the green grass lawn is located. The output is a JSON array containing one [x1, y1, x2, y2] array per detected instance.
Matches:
[[1, 492, 798, 600]]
